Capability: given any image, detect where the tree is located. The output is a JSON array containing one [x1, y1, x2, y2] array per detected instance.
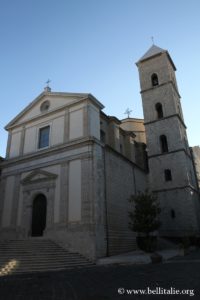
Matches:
[[129, 191, 161, 251]]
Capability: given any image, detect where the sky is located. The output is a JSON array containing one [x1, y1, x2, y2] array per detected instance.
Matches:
[[0, 0, 200, 157]]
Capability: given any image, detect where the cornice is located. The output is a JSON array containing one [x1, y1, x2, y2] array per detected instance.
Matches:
[[140, 80, 181, 99], [1, 136, 101, 168], [148, 148, 192, 160], [144, 113, 187, 129], [152, 184, 198, 194]]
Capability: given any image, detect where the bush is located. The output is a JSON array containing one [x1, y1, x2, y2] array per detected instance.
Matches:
[[129, 191, 161, 252]]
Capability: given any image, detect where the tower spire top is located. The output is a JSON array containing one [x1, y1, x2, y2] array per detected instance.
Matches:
[[151, 36, 155, 45], [137, 44, 166, 64]]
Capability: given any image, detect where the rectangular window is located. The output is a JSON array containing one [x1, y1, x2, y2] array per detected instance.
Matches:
[[164, 169, 172, 181], [38, 126, 50, 149], [100, 130, 106, 143]]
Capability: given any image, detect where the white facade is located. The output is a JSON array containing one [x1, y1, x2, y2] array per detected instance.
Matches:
[[0, 91, 146, 259]]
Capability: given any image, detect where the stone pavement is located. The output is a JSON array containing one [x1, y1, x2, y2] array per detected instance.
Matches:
[[0, 249, 200, 300], [97, 248, 180, 265]]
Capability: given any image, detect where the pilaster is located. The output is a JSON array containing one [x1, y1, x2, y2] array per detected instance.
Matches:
[[63, 108, 69, 143], [11, 174, 21, 226], [60, 162, 69, 224], [19, 126, 26, 156], [6, 132, 12, 158], [83, 105, 89, 137]]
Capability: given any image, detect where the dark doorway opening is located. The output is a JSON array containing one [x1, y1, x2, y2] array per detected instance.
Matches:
[[31, 194, 47, 237]]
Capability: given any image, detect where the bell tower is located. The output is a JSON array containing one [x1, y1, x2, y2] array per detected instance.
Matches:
[[136, 45, 200, 236]]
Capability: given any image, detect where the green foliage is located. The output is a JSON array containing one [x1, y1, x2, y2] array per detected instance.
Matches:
[[129, 191, 161, 236]]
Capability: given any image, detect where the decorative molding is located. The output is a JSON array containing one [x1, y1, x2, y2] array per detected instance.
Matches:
[[148, 148, 192, 160], [21, 184, 56, 237], [152, 184, 198, 194], [140, 80, 181, 99], [144, 113, 186, 129], [2, 136, 98, 169], [21, 169, 57, 185], [2, 152, 92, 178]]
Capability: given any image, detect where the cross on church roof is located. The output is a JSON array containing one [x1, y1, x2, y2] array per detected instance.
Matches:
[[44, 79, 51, 92], [46, 79, 51, 87], [124, 108, 132, 118]]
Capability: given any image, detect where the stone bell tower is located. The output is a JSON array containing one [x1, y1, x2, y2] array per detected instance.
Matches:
[[136, 44, 200, 237]]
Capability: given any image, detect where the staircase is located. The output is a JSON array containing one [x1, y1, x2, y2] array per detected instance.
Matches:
[[0, 239, 94, 276]]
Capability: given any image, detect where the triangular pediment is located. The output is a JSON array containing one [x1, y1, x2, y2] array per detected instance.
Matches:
[[5, 91, 92, 130], [21, 169, 57, 185]]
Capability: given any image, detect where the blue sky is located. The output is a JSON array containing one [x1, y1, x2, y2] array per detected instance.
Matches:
[[0, 0, 200, 157]]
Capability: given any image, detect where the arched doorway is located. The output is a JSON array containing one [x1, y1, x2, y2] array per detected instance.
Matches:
[[31, 194, 47, 237]]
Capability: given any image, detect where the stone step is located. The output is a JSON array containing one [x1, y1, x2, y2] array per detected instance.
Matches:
[[0, 249, 68, 253], [0, 251, 87, 258], [0, 259, 90, 266], [0, 256, 90, 261], [0, 255, 89, 261], [0, 250, 81, 257], [0, 244, 66, 247], [0, 260, 92, 268], [0, 244, 67, 249], [0, 254, 85, 259], [0, 264, 94, 276], [0, 239, 94, 276], [0, 252, 74, 257], [1, 264, 95, 275]]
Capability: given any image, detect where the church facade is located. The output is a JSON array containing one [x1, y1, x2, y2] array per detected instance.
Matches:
[[0, 45, 200, 260]]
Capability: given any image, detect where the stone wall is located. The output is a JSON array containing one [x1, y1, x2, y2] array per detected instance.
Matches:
[[158, 188, 200, 236], [191, 146, 200, 188], [104, 146, 147, 255]]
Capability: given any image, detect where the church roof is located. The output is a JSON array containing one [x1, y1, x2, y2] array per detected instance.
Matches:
[[5, 91, 104, 130], [137, 44, 176, 70], [138, 44, 166, 62]]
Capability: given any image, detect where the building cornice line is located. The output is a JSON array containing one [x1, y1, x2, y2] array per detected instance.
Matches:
[[1, 136, 102, 168], [2, 153, 93, 178], [148, 148, 192, 159], [105, 144, 147, 173], [140, 80, 181, 98], [152, 184, 198, 194], [144, 113, 187, 129]]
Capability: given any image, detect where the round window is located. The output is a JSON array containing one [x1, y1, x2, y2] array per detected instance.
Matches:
[[40, 100, 50, 113]]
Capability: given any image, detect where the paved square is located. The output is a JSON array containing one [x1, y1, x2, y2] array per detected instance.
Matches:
[[0, 250, 200, 299]]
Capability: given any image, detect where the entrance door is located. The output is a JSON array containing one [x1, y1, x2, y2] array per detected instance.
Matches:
[[31, 194, 47, 237]]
